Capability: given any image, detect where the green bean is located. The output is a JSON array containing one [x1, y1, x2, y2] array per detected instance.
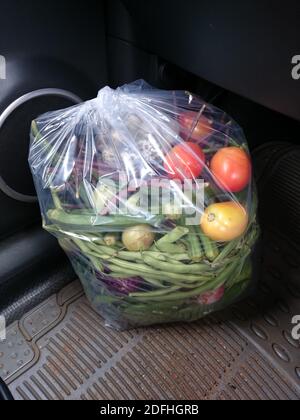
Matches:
[[104, 250, 189, 264], [60, 231, 105, 245], [119, 252, 148, 261], [142, 252, 167, 261], [86, 242, 111, 252], [146, 275, 202, 290], [106, 265, 163, 281], [107, 262, 212, 284], [152, 242, 186, 254], [145, 251, 190, 262], [141, 277, 168, 288], [129, 274, 225, 302], [47, 209, 163, 229], [107, 257, 168, 275], [213, 238, 240, 264], [165, 254, 190, 263], [212, 225, 258, 268], [143, 255, 212, 275], [130, 286, 181, 298], [73, 238, 92, 255], [72, 239, 104, 272], [199, 231, 219, 262], [187, 227, 204, 262], [116, 251, 186, 263], [109, 272, 165, 288], [87, 254, 104, 273], [90, 237, 106, 246], [162, 257, 188, 266], [145, 274, 201, 290], [155, 227, 189, 246], [76, 245, 111, 260], [129, 255, 242, 303], [84, 242, 118, 260], [112, 270, 183, 289], [115, 252, 143, 262], [112, 256, 213, 278]]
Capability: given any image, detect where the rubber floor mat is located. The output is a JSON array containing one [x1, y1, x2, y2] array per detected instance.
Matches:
[[0, 143, 299, 400]]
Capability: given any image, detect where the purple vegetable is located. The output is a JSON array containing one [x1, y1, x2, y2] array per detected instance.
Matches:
[[96, 271, 140, 295]]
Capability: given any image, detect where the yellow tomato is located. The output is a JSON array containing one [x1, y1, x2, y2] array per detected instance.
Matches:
[[201, 202, 249, 242]]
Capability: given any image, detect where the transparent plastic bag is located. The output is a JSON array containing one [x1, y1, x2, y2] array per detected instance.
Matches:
[[29, 80, 260, 330]]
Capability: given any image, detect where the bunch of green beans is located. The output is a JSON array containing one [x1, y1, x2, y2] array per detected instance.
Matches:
[[54, 204, 259, 327], [45, 180, 260, 327]]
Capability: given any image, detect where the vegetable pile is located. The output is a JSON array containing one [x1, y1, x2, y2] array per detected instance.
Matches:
[[29, 80, 259, 330]]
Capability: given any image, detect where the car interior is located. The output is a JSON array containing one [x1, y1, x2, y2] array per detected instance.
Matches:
[[0, 0, 299, 401]]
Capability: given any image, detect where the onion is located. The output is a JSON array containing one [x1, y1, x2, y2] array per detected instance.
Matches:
[[104, 234, 118, 247], [122, 225, 155, 251]]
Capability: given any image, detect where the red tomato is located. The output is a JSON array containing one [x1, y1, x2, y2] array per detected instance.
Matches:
[[164, 142, 205, 181], [179, 111, 213, 142], [211, 147, 252, 193]]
